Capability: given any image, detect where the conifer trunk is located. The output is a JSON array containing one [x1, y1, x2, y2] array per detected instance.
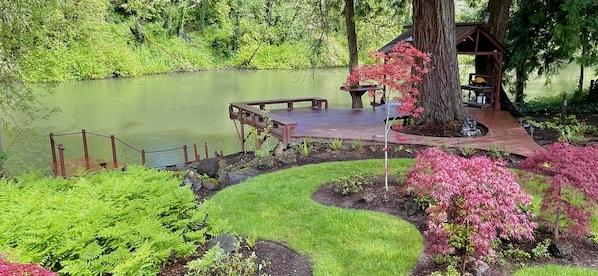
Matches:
[[413, 0, 465, 123]]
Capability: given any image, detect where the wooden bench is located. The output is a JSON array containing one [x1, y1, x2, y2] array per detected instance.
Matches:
[[238, 97, 328, 110], [461, 73, 493, 108]]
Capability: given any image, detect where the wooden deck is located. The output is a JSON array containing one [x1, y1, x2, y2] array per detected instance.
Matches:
[[50, 157, 125, 178], [241, 103, 542, 157]]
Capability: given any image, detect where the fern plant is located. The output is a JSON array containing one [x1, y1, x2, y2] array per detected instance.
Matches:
[[0, 166, 220, 275]]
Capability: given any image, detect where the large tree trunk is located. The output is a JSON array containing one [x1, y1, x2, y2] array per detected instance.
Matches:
[[476, 0, 521, 116], [345, 0, 362, 108], [413, 0, 465, 123]]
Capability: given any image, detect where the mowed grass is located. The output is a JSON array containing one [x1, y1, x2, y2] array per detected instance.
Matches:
[[201, 159, 422, 275], [514, 265, 598, 276], [202, 159, 598, 275]]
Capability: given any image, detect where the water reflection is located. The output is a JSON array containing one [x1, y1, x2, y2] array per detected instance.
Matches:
[[3, 69, 352, 174]]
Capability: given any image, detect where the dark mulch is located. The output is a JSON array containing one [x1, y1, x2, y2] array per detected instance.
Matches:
[[160, 115, 598, 276]]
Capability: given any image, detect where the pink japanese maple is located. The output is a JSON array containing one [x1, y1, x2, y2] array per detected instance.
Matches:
[[344, 41, 431, 125], [520, 142, 598, 241], [405, 148, 537, 271], [0, 258, 57, 276], [345, 41, 430, 190]]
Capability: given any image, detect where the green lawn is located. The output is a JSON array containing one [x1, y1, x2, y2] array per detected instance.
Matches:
[[202, 159, 598, 275], [201, 159, 422, 275]]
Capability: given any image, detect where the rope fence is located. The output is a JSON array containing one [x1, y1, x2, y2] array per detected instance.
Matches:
[[49, 129, 221, 178]]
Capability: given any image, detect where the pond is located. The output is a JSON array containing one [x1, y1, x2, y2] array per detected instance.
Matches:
[[2, 66, 596, 175], [2, 69, 353, 174]]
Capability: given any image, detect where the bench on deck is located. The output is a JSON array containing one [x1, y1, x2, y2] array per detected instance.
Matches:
[[238, 97, 328, 111], [461, 73, 493, 108]]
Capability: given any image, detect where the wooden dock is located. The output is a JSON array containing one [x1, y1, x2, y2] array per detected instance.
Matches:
[[229, 98, 542, 157]]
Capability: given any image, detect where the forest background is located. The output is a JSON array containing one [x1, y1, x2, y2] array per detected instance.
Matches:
[[5, 0, 491, 83]]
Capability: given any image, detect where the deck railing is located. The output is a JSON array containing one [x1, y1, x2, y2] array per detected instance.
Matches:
[[49, 130, 218, 178], [228, 97, 328, 151]]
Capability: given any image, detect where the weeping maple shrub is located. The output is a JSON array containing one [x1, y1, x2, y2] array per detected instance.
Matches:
[[344, 40, 430, 123], [0, 258, 56, 276], [520, 142, 598, 242], [405, 148, 537, 273], [344, 41, 430, 190]]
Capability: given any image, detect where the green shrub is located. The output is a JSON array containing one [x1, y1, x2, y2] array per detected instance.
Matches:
[[350, 139, 364, 151], [298, 138, 312, 158], [332, 172, 373, 196], [0, 166, 212, 275], [329, 138, 343, 151], [528, 115, 593, 145], [459, 146, 476, 157], [186, 244, 269, 276]]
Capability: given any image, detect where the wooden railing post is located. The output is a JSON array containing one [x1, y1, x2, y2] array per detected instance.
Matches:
[[58, 144, 66, 178], [82, 129, 90, 169], [183, 145, 189, 165], [204, 142, 209, 158], [141, 150, 146, 165], [111, 135, 118, 168], [193, 143, 199, 161], [50, 133, 58, 174]]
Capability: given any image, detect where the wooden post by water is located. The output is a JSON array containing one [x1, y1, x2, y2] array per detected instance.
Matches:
[[111, 135, 118, 168], [183, 145, 189, 165], [50, 133, 58, 174], [58, 144, 66, 178], [82, 129, 90, 169]]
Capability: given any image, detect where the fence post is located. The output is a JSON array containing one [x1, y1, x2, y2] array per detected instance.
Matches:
[[58, 144, 66, 178], [82, 129, 90, 169], [183, 145, 189, 165], [204, 142, 209, 158], [50, 133, 58, 174], [193, 143, 199, 161], [141, 150, 146, 165], [111, 135, 118, 168]]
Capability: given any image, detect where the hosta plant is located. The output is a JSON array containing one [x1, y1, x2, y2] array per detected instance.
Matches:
[[405, 148, 536, 274], [520, 142, 598, 241]]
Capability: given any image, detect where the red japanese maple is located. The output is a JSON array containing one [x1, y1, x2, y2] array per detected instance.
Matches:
[[344, 41, 430, 124], [345, 41, 430, 190], [405, 148, 537, 270], [0, 258, 56, 276], [520, 142, 598, 241]]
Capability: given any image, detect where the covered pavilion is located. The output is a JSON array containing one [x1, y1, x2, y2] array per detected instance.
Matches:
[[378, 23, 508, 110]]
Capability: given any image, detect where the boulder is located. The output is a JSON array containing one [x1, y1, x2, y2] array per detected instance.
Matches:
[[257, 155, 277, 170], [191, 157, 220, 178], [202, 178, 220, 190], [184, 171, 202, 193], [549, 242, 573, 258], [278, 151, 297, 166], [216, 169, 230, 189], [207, 233, 239, 254]]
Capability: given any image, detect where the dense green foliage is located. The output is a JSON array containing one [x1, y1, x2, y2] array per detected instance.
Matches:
[[3, 0, 411, 83], [506, 0, 598, 102], [0, 166, 213, 275]]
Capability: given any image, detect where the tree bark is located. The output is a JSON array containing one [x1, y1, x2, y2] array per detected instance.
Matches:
[[476, 0, 521, 116], [413, 0, 465, 123], [345, 0, 359, 75], [345, 0, 362, 108]]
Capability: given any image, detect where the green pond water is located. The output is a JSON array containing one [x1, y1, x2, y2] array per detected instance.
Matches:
[[2, 66, 595, 175]]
